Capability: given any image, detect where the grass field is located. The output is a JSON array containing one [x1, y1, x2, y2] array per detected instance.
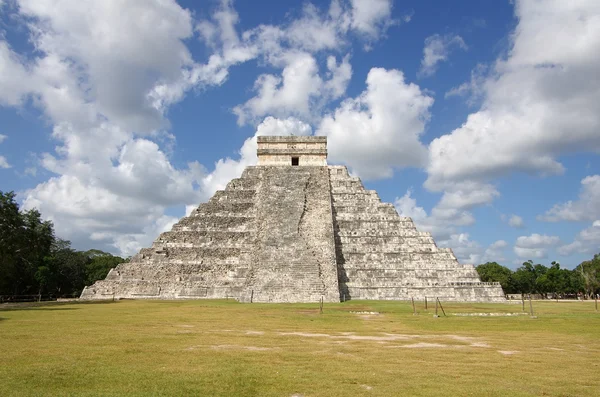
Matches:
[[1, 299, 599, 396]]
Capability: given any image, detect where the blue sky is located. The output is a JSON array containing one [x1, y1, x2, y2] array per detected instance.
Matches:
[[1, 0, 599, 268]]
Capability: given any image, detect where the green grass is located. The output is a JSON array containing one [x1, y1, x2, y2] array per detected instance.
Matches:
[[1, 299, 599, 396]]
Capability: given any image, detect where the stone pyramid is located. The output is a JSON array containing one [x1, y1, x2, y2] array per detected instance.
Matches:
[[81, 136, 505, 303]]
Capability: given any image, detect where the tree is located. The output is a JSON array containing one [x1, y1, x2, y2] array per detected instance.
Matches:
[[84, 250, 127, 286], [476, 262, 514, 293], [0, 191, 56, 296], [512, 260, 538, 294], [576, 254, 600, 298], [0, 191, 125, 298]]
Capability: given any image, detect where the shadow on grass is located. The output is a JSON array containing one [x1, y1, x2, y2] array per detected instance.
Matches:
[[0, 299, 119, 312]]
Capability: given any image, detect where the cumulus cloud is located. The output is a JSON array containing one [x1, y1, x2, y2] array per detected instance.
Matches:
[[233, 53, 352, 125], [0, 133, 9, 168], [508, 214, 525, 228], [0, 0, 396, 256], [514, 233, 560, 259], [349, 0, 395, 39], [0, 0, 207, 255], [394, 188, 480, 242], [481, 240, 508, 264], [444, 63, 488, 106], [163, 0, 394, 122], [418, 34, 467, 78], [437, 233, 482, 264], [0, 41, 36, 106], [558, 220, 600, 256], [318, 68, 433, 179], [539, 175, 600, 222], [426, 1, 600, 194]]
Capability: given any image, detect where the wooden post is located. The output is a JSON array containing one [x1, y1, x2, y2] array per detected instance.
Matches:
[[522, 294, 525, 312], [112, 293, 115, 302], [411, 297, 416, 315], [595, 294, 598, 312], [342, 293, 345, 302], [437, 298, 446, 317], [319, 296, 324, 314], [425, 296, 428, 310], [250, 289, 254, 303], [434, 298, 439, 317], [529, 294, 535, 318]]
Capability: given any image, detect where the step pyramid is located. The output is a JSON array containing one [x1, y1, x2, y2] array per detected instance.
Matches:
[[81, 136, 505, 302]]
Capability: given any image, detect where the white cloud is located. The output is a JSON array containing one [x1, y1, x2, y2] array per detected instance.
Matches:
[[444, 63, 487, 106], [436, 181, 499, 211], [0, 0, 211, 255], [558, 220, 600, 256], [318, 67, 433, 179], [514, 233, 560, 259], [349, 0, 395, 39], [481, 239, 509, 263], [437, 233, 481, 264], [539, 175, 600, 222], [394, 189, 447, 236], [0, 41, 36, 106], [17, 0, 195, 132], [0, 0, 398, 257], [233, 53, 352, 125], [426, 1, 600, 194], [394, 188, 478, 242], [0, 133, 9, 168], [418, 34, 467, 78], [508, 214, 525, 228]]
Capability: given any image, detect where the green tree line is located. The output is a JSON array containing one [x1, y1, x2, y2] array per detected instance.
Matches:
[[477, 257, 600, 298], [0, 191, 127, 298]]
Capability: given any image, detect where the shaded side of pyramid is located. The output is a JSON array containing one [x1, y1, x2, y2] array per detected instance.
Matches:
[[329, 166, 505, 302]]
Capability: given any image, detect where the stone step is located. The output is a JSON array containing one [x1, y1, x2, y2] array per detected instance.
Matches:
[[226, 177, 261, 190], [334, 220, 418, 230], [210, 189, 256, 202], [195, 201, 256, 216], [156, 242, 254, 249], [342, 252, 458, 262], [338, 246, 439, 254], [156, 230, 254, 244], [334, 229, 425, 237], [332, 204, 398, 215], [172, 216, 255, 232], [340, 262, 474, 270], [332, 193, 380, 201], [337, 236, 435, 245], [345, 269, 480, 279]]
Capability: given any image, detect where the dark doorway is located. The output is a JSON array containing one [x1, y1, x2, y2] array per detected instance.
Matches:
[[291, 157, 299, 166]]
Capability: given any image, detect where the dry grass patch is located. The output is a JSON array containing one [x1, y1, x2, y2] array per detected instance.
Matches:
[[0, 299, 599, 396]]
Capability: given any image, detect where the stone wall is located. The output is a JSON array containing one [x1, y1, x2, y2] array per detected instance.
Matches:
[[239, 166, 339, 302], [257, 136, 327, 166]]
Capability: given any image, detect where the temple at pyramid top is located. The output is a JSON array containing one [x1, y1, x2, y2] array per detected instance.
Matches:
[[257, 136, 327, 166]]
